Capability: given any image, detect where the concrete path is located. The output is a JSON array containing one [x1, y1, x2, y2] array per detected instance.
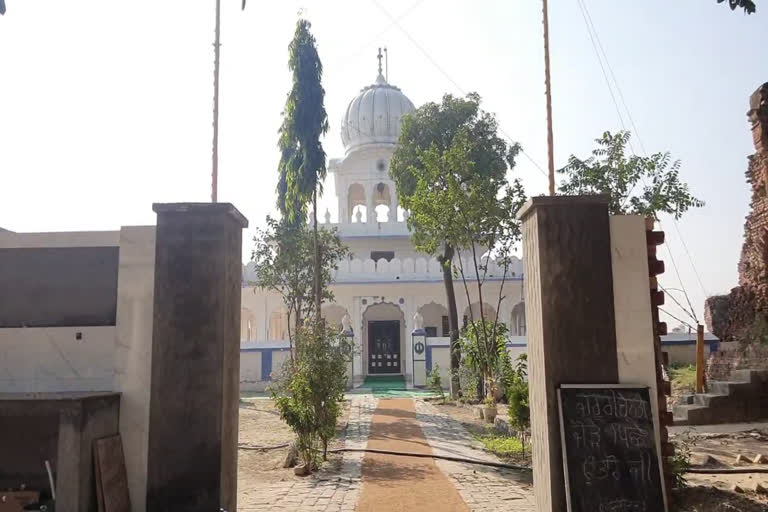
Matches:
[[357, 398, 469, 511], [241, 395, 536, 511], [414, 399, 536, 512], [239, 394, 377, 512]]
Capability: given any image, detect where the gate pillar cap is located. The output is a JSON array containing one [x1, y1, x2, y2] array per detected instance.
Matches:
[[516, 195, 610, 221], [153, 202, 249, 228]]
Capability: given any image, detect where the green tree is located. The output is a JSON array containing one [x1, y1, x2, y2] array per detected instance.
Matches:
[[271, 324, 351, 468], [277, 19, 329, 317], [557, 130, 704, 219], [390, 92, 526, 397], [717, 0, 756, 14], [251, 216, 348, 360]]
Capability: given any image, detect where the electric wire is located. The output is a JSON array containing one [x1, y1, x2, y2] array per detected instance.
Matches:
[[576, 0, 705, 325], [369, 0, 550, 181]]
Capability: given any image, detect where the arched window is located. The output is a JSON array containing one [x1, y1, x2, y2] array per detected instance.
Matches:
[[373, 182, 393, 221], [348, 183, 366, 222], [510, 302, 526, 336]]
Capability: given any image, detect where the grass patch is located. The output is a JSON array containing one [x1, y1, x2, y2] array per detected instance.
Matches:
[[668, 364, 696, 394], [473, 428, 526, 457]]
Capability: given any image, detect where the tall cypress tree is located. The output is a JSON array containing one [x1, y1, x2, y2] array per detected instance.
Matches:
[[276, 19, 329, 320]]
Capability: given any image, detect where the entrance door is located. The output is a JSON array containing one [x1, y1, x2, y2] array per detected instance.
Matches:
[[368, 320, 400, 374]]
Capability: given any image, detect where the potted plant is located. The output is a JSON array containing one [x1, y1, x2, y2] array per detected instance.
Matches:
[[482, 395, 497, 423]]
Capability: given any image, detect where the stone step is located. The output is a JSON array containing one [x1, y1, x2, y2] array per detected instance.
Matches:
[[707, 380, 755, 396], [693, 393, 730, 407], [672, 404, 708, 423], [731, 369, 768, 385]]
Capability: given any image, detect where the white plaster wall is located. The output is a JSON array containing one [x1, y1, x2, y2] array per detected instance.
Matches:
[[429, 345, 452, 388], [239, 351, 263, 391], [0, 229, 121, 392], [664, 344, 716, 366], [609, 215, 668, 507], [0, 326, 115, 391], [113, 225, 156, 512], [271, 350, 292, 381]]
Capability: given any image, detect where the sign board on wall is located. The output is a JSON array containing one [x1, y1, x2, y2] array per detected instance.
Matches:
[[557, 384, 666, 512]]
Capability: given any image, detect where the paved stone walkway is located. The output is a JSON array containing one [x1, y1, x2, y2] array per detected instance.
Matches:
[[239, 394, 377, 512], [414, 399, 536, 511], [241, 395, 536, 511]]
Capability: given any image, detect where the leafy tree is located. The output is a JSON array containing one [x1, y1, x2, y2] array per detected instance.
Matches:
[[251, 216, 348, 360], [271, 324, 351, 468], [557, 130, 704, 219], [391, 93, 526, 397], [460, 320, 509, 401], [277, 19, 329, 316], [717, 0, 756, 14]]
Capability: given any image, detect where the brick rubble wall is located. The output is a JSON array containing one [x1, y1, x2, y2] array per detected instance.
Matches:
[[704, 83, 768, 382]]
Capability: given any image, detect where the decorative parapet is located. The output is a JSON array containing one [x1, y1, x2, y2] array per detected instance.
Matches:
[[242, 255, 524, 285], [330, 255, 524, 283]]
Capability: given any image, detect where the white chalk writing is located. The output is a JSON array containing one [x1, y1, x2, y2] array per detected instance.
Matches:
[[599, 499, 647, 512], [574, 391, 650, 420], [583, 455, 621, 483]]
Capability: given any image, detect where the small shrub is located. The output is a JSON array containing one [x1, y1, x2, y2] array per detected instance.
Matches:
[[473, 429, 526, 458], [427, 365, 445, 401], [271, 324, 351, 470], [502, 354, 530, 431], [670, 430, 694, 489], [456, 363, 480, 402]]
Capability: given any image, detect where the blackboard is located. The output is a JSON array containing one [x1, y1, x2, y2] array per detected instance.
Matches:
[[558, 385, 666, 512]]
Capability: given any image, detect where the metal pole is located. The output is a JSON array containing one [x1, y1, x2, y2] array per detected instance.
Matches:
[[211, 0, 221, 203], [543, 0, 556, 196], [696, 324, 705, 393]]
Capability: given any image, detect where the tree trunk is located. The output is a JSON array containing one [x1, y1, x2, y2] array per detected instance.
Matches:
[[440, 244, 461, 397], [313, 188, 322, 321]]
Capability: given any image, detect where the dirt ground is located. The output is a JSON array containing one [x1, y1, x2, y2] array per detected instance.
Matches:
[[237, 397, 350, 483], [435, 401, 768, 511], [671, 428, 768, 510]]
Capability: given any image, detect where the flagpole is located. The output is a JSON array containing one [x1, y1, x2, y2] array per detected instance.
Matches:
[[543, 0, 555, 196], [211, 0, 221, 203]]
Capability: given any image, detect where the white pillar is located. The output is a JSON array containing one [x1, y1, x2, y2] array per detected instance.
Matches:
[[366, 184, 375, 224]]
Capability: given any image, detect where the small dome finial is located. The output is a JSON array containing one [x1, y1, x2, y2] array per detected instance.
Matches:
[[377, 47, 383, 76]]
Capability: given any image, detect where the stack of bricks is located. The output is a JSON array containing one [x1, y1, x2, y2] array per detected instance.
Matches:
[[646, 218, 675, 496]]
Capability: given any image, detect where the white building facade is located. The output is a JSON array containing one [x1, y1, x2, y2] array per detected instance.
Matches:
[[240, 65, 527, 389]]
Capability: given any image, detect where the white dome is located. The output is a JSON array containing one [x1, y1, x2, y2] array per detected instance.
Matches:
[[340, 73, 415, 154]]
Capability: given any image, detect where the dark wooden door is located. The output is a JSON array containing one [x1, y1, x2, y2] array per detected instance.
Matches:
[[368, 320, 400, 374]]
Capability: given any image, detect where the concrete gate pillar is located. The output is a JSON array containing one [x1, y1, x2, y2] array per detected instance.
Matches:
[[145, 203, 247, 512], [517, 196, 619, 512]]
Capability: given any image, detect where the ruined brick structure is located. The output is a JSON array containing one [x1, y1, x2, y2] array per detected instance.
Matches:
[[704, 82, 768, 378], [738, 83, 768, 310]]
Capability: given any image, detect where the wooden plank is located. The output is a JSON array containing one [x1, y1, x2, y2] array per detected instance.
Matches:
[[93, 435, 131, 512]]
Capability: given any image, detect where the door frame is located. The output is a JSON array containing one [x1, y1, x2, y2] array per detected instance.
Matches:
[[367, 320, 402, 375]]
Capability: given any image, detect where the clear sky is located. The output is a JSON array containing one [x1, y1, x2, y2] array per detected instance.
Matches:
[[1, 1, 766, 329]]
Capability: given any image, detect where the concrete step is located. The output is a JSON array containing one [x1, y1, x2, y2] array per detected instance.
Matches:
[[707, 380, 755, 396], [731, 368, 768, 384], [672, 404, 708, 423], [693, 393, 730, 407]]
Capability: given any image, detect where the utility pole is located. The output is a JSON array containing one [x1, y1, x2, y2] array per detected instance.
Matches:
[[211, 0, 221, 203], [696, 324, 705, 393], [543, 0, 556, 196]]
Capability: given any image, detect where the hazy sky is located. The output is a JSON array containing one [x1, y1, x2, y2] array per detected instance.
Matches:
[[1, 1, 766, 328]]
